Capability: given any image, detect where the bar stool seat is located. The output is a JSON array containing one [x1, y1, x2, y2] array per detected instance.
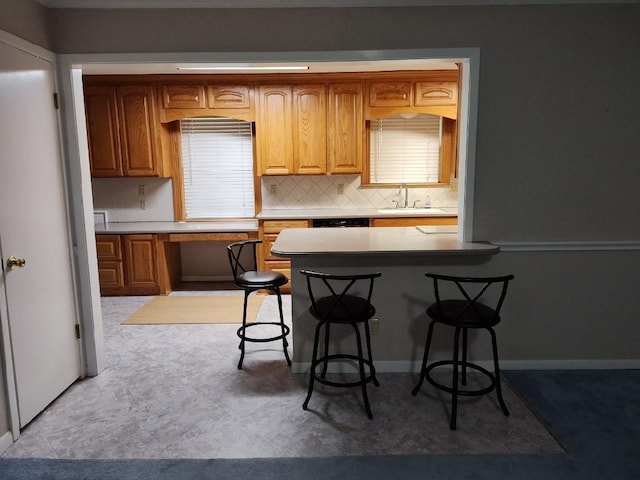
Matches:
[[227, 240, 291, 369], [412, 273, 515, 429], [300, 270, 382, 419]]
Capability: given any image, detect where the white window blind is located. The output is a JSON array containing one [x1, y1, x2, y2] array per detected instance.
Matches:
[[370, 114, 442, 183], [180, 117, 255, 219]]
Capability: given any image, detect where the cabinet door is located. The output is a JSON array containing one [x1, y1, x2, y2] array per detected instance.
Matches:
[[369, 82, 412, 107], [415, 81, 458, 106], [96, 234, 122, 260], [116, 85, 161, 176], [98, 261, 125, 290], [161, 84, 206, 109], [208, 84, 252, 109], [328, 83, 363, 174], [293, 84, 327, 175], [124, 234, 159, 291], [84, 86, 123, 177], [257, 86, 293, 175]]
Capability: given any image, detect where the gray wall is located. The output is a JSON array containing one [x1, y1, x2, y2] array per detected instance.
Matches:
[[50, 4, 640, 364], [0, 0, 51, 49], [48, 4, 640, 242]]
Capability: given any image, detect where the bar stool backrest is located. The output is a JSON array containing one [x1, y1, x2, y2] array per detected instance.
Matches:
[[426, 273, 515, 326], [227, 240, 260, 282], [301, 270, 382, 323]]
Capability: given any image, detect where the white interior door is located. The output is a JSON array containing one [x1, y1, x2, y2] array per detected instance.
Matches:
[[0, 38, 82, 428]]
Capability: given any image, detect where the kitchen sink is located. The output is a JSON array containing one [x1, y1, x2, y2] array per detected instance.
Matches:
[[377, 208, 447, 215]]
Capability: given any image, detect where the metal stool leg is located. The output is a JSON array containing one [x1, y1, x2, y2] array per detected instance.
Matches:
[[489, 327, 510, 417], [353, 323, 373, 419], [450, 326, 462, 430], [237, 291, 250, 369], [412, 321, 436, 395], [303, 320, 324, 411], [363, 319, 379, 387], [320, 323, 331, 379], [275, 288, 291, 366]]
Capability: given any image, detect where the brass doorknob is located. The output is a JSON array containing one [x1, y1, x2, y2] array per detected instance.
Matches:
[[6, 256, 26, 269]]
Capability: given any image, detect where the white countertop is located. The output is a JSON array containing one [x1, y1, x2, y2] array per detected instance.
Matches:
[[94, 220, 259, 234], [272, 227, 498, 256], [257, 207, 457, 220]]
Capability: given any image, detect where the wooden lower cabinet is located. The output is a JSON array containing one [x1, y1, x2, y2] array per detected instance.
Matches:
[[370, 216, 457, 227], [259, 219, 310, 293], [97, 234, 160, 296]]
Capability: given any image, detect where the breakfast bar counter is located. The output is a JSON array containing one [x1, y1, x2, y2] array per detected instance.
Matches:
[[272, 226, 497, 256], [272, 226, 500, 373]]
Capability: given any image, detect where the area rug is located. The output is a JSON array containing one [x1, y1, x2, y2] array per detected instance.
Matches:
[[121, 294, 264, 325]]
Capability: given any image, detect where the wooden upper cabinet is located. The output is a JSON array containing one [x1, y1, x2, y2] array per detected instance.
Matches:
[[85, 82, 165, 177], [415, 81, 458, 106], [369, 82, 412, 107], [328, 82, 363, 175], [157, 82, 254, 122], [84, 86, 123, 177], [161, 84, 206, 109], [117, 85, 162, 176], [257, 85, 294, 175], [293, 85, 327, 175], [208, 84, 252, 109]]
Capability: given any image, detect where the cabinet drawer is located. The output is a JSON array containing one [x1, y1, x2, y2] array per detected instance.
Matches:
[[262, 233, 280, 261], [208, 84, 252, 109], [98, 261, 124, 289], [262, 219, 309, 233], [415, 81, 458, 106], [264, 260, 292, 292], [161, 84, 206, 109], [371, 217, 457, 227], [96, 235, 122, 260], [369, 82, 413, 107]]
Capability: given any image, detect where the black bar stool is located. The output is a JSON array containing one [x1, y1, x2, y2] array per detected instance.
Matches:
[[227, 240, 291, 369], [300, 270, 382, 419], [412, 273, 515, 429]]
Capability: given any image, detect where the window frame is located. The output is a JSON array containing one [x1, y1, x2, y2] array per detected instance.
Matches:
[[173, 117, 258, 221], [361, 115, 456, 188]]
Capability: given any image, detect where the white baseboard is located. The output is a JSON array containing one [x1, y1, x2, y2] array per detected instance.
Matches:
[[0, 430, 14, 455], [291, 359, 640, 374]]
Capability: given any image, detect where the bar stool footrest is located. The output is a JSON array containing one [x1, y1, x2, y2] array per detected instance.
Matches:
[[424, 360, 497, 397], [311, 354, 376, 388], [237, 322, 290, 343]]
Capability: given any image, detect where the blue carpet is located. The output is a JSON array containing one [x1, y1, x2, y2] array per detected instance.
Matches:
[[1, 370, 639, 480]]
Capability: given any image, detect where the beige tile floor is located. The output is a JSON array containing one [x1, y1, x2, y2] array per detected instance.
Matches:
[[2, 292, 563, 459]]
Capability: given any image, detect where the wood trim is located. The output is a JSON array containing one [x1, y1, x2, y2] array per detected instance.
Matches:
[[167, 232, 249, 242], [370, 217, 457, 227]]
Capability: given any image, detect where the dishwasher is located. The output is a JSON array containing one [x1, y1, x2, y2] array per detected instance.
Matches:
[[312, 218, 370, 228]]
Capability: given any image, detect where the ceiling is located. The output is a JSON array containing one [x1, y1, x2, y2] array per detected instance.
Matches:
[[37, 0, 627, 8]]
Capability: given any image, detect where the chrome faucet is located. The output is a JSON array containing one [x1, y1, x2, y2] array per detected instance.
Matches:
[[399, 183, 409, 208]]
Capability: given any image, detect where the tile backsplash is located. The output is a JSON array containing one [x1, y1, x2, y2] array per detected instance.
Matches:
[[261, 175, 458, 210]]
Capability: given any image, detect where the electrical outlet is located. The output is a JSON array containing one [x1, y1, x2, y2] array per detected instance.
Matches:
[[337, 184, 344, 194], [370, 318, 379, 335], [138, 184, 147, 197], [270, 184, 277, 195]]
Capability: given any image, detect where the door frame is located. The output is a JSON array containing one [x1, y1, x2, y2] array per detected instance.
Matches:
[[0, 237, 20, 441], [56, 47, 480, 379]]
